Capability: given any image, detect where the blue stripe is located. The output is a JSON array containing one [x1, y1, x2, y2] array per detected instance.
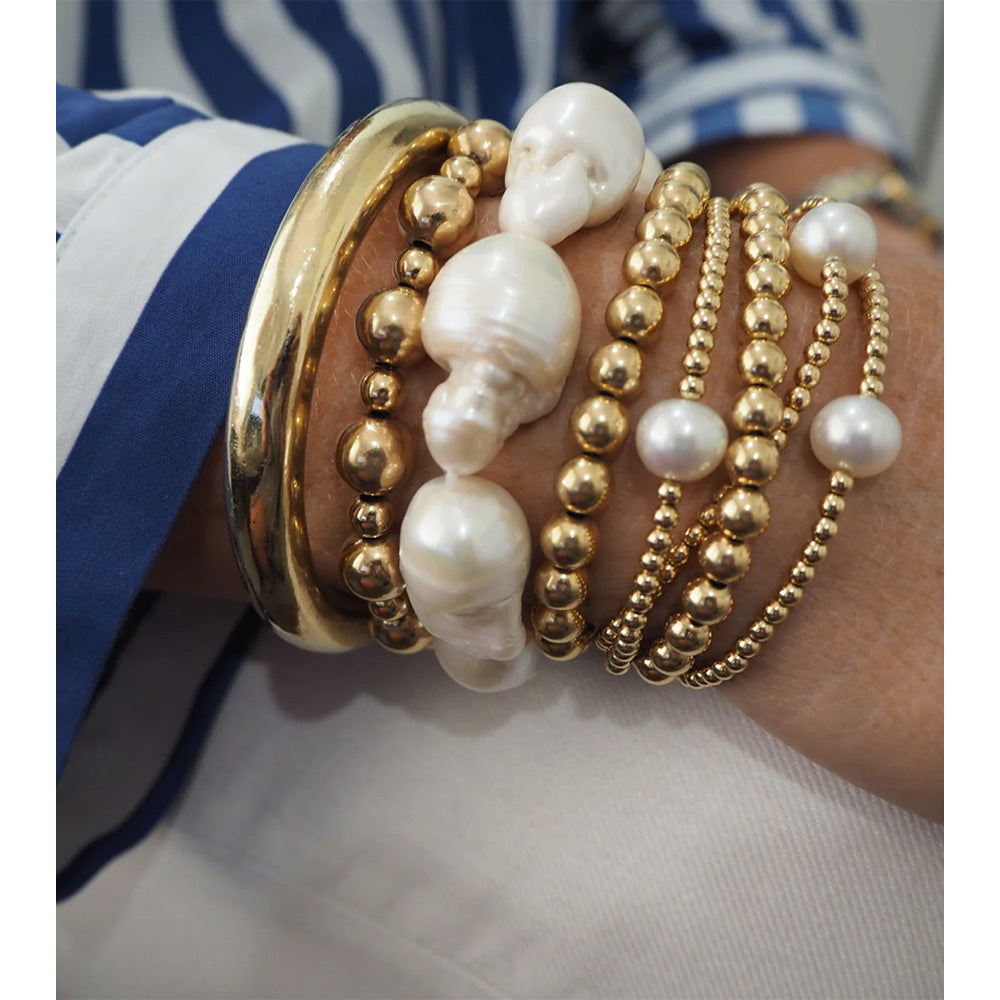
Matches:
[[693, 96, 741, 146], [56, 140, 324, 774], [109, 102, 208, 145], [462, 0, 522, 123], [170, 0, 291, 132], [283, 0, 383, 128], [394, 0, 434, 99], [831, 0, 862, 38], [57, 83, 179, 147], [799, 87, 848, 134], [82, 0, 124, 90], [57, 607, 262, 901], [759, 0, 824, 50], [662, 0, 734, 61], [439, 0, 470, 112]]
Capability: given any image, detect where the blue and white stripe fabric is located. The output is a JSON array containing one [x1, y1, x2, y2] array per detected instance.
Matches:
[[56, 0, 907, 891]]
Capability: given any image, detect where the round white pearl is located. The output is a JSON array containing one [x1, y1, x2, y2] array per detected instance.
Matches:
[[810, 395, 901, 477], [789, 202, 878, 285], [635, 398, 729, 482]]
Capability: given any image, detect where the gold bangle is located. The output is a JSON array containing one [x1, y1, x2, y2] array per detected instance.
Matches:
[[225, 99, 467, 653]]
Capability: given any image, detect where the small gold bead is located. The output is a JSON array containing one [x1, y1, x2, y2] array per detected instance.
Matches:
[[622, 609, 646, 630], [743, 297, 788, 339], [726, 434, 781, 486], [667, 542, 690, 567], [786, 385, 811, 411], [439, 154, 483, 197], [814, 517, 838, 542], [658, 481, 683, 504], [646, 178, 703, 218], [779, 584, 804, 606], [571, 394, 630, 456], [691, 307, 719, 333], [557, 456, 613, 515], [640, 550, 665, 575], [688, 329, 714, 352], [867, 337, 890, 359], [863, 357, 887, 378], [350, 497, 394, 539], [702, 271, 726, 294], [634, 206, 693, 246], [741, 208, 788, 238], [359, 367, 405, 414], [749, 619, 774, 642], [605, 284, 663, 345], [781, 406, 799, 432], [699, 533, 751, 584], [797, 363, 822, 388], [790, 561, 815, 586], [684, 349, 711, 376], [628, 590, 655, 614], [861, 376, 884, 397], [534, 564, 589, 611], [340, 535, 405, 601], [723, 652, 749, 675], [821, 297, 848, 322], [659, 161, 711, 199], [371, 612, 434, 654], [682, 577, 733, 625], [702, 256, 727, 277], [737, 637, 761, 659], [654, 504, 679, 529], [803, 541, 828, 564], [744, 231, 790, 262], [689, 518, 711, 540], [822, 276, 849, 300], [394, 246, 438, 292], [739, 340, 787, 387], [336, 417, 413, 495], [867, 293, 890, 313], [540, 513, 597, 570], [732, 386, 785, 434], [665, 613, 713, 654], [537, 635, 588, 661], [648, 640, 693, 675], [744, 259, 791, 298], [356, 286, 425, 366], [646, 527, 672, 552], [624, 239, 682, 289], [822, 493, 846, 519], [821, 259, 848, 281], [869, 306, 890, 326], [398, 174, 475, 253], [369, 594, 409, 623], [763, 601, 789, 624], [694, 289, 722, 312], [807, 342, 832, 366], [532, 606, 587, 643], [679, 375, 705, 399], [588, 340, 644, 398], [717, 487, 771, 539], [814, 319, 841, 344], [772, 429, 788, 450], [634, 571, 661, 595], [447, 118, 511, 194], [829, 470, 854, 494]]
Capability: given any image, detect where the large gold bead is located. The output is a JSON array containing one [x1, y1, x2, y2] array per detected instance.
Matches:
[[447, 118, 511, 195], [646, 178, 703, 218], [648, 640, 692, 675], [745, 260, 791, 298], [623, 239, 682, 289], [717, 487, 771, 539], [369, 594, 410, 623], [682, 577, 733, 625], [335, 417, 413, 495], [732, 386, 784, 434], [399, 174, 475, 252], [741, 208, 789, 238], [394, 246, 438, 292], [744, 231, 790, 263], [733, 182, 789, 216], [739, 340, 787, 386], [356, 286, 425, 366], [588, 340, 643, 398], [359, 367, 405, 413], [726, 434, 781, 486], [634, 207, 693, 246], [540, 513, 597, 570], [742, 297, 788, 339], [571, 394, 629, 456], [371, 612, 434, 653], [699, 533, 751, 583], [340, 535, 405, 601], [532, 606, 587, 643], [605, 284, 664, 345], [536, 635, 588, 661], [659, 161, 711, 198], [534, 564, 588, 611], [665, 613, 712, 654], [349, 496, 394, 539], [556, 456, 613, 515]]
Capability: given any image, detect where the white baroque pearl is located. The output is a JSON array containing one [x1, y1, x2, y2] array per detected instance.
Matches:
[[399, 475, 532, 662], [636, 147, 663, 198], [435, 641, 538, 693], [789, 201, 878, 285], [421, 232, 581, 474], [635, 398, 729, 482], [810, 394, 901, 477], [500, 82, 645, 245]]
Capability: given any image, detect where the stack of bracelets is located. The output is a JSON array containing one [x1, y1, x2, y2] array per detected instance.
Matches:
[[226, 84, 901, 694]]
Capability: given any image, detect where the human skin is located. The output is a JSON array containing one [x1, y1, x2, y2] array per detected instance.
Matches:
[[147, 136, 943, 823]]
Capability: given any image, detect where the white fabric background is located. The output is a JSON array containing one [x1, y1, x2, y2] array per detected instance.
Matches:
[[58, 614, 942, 1000]]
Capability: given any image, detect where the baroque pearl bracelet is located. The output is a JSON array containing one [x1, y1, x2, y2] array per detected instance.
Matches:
[[227, 84, 904, 699]]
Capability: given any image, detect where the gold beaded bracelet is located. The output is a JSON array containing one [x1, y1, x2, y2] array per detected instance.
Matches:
[[335, 118, 513, 654], [529, 161, 710, 660]]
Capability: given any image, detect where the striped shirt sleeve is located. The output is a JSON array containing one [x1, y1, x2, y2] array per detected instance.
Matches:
[[56, 83, 325, 773]]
